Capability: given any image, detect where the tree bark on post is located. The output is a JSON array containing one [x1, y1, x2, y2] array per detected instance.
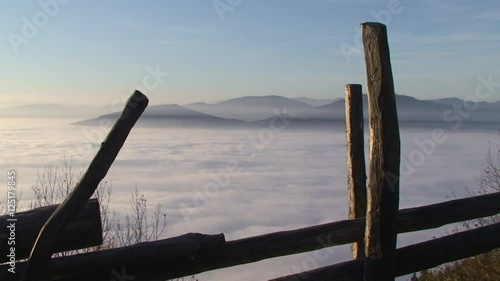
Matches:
[[361, 22, 401, 281], [344, 84, 367, 259]]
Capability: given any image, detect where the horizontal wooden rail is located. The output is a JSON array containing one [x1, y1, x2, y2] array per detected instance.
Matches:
[[0, 199, 102, 264], [1, 192, 499, 281], [270, 221, 500, 281], [0, 233, 225, 280]]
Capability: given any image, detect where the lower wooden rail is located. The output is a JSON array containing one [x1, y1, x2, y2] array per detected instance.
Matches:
[[270, 221, 500, 281]]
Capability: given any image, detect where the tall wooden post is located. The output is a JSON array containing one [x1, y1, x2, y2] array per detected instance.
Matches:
[[361, 22, 401, 281], [345, 84, 367, 259]]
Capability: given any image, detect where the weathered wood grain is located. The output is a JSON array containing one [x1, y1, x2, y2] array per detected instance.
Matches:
[[362, 22, 400, 281], [344, 84, 367, 259]]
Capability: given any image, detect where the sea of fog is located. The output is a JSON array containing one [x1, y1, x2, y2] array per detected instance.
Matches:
[[1, 116, 499, 280]]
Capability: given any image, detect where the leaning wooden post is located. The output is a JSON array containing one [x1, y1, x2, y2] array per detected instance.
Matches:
[[361, 22, 401, 281], [21, 91, 149, 281], [345, 84, 367, 259]]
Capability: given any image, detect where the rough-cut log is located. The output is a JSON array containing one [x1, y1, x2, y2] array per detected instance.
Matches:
[[21, 91, 149, 281], [3, 233, 225, 281], [344, 84, 367, 260], [0, 199, 102, 264], [269, 222, 500, 281], [362, 22, 400, 281], [2, 192, 499, 281]]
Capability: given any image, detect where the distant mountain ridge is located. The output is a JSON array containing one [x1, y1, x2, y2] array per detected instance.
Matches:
[[293, 97, 341, 107], [72, 104, 246, 128], [184, 95, 313, 122], [300, 94, 449, 120], [298, 94, 500, 123], [4, 94, 500, 128]]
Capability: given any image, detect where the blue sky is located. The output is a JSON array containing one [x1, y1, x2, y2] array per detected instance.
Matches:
[[1, 0, 500, 105]]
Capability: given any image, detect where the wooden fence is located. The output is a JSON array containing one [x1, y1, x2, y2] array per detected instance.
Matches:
[[0, 199, 102, 264], [1, 22, 499, 281]]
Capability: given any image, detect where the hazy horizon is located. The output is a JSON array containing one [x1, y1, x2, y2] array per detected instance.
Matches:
[[1, 93, 500, 109], [2, 94, 499, 129]]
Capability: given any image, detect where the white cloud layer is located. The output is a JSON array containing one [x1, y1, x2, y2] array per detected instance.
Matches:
[[0, 117, 498, 280]]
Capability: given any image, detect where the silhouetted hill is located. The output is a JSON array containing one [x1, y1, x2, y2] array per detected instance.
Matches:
[[293, 97, 339, 107], [68, 94, 500, 129], [184, 95, 312, 121], [427, 97, 500, 111], [292, 94, 500, 124], [427, 97, 464, 106], [72, 104, 247, 128]]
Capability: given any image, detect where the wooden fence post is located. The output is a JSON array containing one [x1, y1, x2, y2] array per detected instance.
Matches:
[[21, 91, 149, 281], [345, 84, 367, 259], [361, 22, 401, 281]]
